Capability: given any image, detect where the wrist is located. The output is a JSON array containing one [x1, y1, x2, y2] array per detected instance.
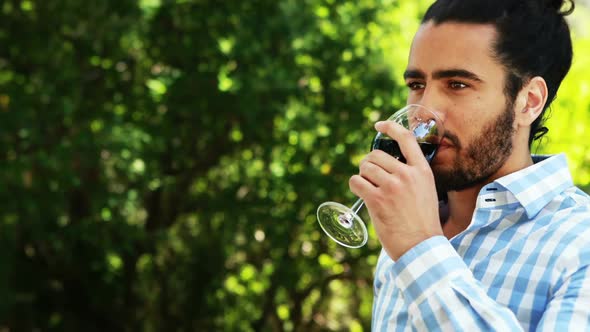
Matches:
[[383, 232, 441, 261]]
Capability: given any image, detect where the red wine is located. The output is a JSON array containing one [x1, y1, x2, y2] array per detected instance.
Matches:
[[371, 137, 438, 163]]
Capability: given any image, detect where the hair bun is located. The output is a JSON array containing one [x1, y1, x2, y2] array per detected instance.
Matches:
[[546, 0, 575, 15]]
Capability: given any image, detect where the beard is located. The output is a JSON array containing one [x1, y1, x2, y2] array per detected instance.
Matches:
[[433, 101, 516, 194]]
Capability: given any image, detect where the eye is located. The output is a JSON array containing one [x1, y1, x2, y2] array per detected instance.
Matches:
[[449, 81, 468, 90], [407, 81, 425, 91]]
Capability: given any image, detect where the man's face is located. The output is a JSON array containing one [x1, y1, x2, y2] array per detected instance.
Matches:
[[405, 22, 517, 192]]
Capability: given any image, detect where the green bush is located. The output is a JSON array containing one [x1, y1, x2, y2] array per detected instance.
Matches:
[[0, 0, 587, 331]]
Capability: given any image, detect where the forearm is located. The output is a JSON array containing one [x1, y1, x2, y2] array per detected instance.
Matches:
[[392, 236, 523, 330]]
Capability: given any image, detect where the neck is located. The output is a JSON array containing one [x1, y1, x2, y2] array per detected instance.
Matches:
[[443, 142, 534, 238], [443, 187, 481, 239]]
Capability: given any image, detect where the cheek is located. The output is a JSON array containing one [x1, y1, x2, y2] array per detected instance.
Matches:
[[448, 97, 500, 131], [445, 111, 495, 152], [406, 94, 420, 105], [446, 111, 479, 136]]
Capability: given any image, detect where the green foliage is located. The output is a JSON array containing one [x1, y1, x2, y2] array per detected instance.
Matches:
[[0, 0, 588, 331], [536, 5, 590, 188]]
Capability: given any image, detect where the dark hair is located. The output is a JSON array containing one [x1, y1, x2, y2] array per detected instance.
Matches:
[[422, 0, 575, 146]]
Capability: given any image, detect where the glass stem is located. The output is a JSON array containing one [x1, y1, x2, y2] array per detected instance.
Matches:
[[350, 198, 365, 216]]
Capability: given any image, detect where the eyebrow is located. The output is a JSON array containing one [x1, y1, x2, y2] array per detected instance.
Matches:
[[403, 68, 484, 82]]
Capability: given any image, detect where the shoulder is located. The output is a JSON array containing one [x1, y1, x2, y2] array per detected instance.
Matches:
[[564, 186, 590, 207], [552, 186, 590, 228], [532, 186, 590, 256], [542, 188, 590, 273]]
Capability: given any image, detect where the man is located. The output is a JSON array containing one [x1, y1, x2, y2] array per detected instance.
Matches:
[[350, 0, 590, 330]]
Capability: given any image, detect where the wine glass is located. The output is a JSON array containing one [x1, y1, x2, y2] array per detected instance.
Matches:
[[316, 104, 444, 248]]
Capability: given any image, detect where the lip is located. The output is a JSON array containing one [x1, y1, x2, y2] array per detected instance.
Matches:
[[438, 139, 453, 149], [436, 146, 450, 157]]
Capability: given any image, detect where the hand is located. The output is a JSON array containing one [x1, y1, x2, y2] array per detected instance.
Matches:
[[349, 121, 442, 260]]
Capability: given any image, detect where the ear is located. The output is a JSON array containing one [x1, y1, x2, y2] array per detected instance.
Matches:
[[515, 76, 548, 128]]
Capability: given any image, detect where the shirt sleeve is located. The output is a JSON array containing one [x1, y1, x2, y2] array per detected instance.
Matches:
[[390, 236, 534, 330], [391, 236, 590, 331], [536, 250, 590, 331]]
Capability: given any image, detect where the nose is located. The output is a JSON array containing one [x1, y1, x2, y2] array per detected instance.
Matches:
[[412, 87, 447, 124], [426, 105, 446, 127]]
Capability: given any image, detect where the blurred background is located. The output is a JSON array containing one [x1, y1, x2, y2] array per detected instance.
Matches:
[[0, 0, 589, 331]]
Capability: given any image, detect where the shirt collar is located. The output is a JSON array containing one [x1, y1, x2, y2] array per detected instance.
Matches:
[[493, 154, 574, 219]]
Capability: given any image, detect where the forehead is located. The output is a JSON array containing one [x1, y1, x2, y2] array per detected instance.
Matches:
[[408, 21, 503, 77]]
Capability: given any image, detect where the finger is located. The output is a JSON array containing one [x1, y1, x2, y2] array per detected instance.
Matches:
[[362, 149, 405, 174], [374, 121, 427, 166], [358, 157, 395, 187], [349, 174, 378, 199]]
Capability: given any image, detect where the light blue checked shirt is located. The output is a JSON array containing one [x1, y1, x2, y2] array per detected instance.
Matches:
[[372, 154, 590, 331]]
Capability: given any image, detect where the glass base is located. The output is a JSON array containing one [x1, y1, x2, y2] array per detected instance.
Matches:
[[317, 201, 368, 248]]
